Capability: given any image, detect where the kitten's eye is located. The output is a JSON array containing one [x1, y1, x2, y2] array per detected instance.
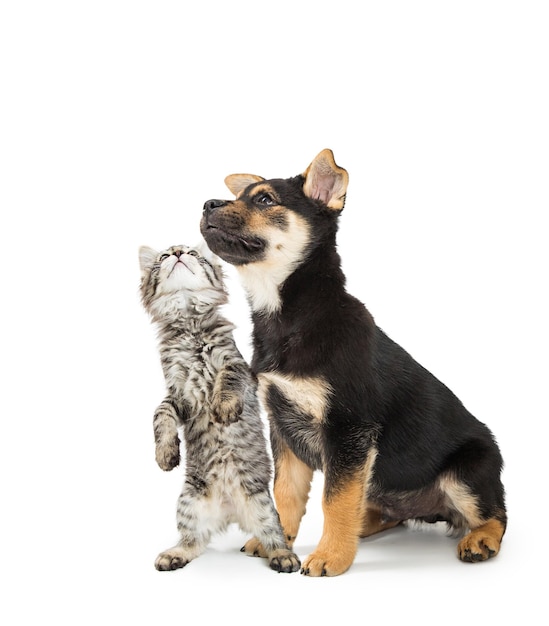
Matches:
[[255, 192, 276, 206], [187, 250, 199, 257], [159, 254, 170, 262]]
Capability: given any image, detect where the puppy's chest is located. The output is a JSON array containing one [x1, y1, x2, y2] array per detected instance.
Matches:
[[258, 371, 331, 466]]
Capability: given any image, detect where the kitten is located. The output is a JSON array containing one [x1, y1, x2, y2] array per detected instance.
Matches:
[[138, 243, 300, 573]]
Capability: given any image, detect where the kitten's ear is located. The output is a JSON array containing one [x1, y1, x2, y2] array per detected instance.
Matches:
[[138, 246, 158, 273]]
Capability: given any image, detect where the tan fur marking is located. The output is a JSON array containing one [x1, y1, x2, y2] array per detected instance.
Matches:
[[439, 475, 483, 527], [259, 372, 332, 422], [302, 475, 365, 576], [246, 182, 282, 203], [273, 447, 313, 548], [224, 173, 264, 197], [248, 208, 287, 232], [458, 518, 505, 561], [360, 502, 402, 537], [237, 212, 310, 313], [301, 449, 377, 576]]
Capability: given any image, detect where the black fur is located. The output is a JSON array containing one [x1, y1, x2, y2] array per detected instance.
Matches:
[[201, 149, 506, 575]]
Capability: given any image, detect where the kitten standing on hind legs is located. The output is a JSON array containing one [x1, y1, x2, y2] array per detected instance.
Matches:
[[138, 243, 300, 573]]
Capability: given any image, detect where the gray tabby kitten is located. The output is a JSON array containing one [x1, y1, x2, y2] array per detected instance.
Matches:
[[138, 243, 300, 573]]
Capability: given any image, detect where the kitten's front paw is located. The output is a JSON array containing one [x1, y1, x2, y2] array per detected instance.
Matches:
[[155, 438, 180, 471], [212, 393, 243, 423]]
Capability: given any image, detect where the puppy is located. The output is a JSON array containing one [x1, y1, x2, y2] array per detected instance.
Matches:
[[200, 149, 507, 576]]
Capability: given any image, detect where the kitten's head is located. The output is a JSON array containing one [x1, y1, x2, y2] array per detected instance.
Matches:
[[138, 243, 227, 318]]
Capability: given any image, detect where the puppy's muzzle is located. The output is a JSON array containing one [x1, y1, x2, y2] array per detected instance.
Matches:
[[203, 199, 227, 214]]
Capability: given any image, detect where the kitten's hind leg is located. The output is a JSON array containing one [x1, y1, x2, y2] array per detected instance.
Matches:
[[155, 492, 213, 571], [155, 526, 211, 571], [155, 546, 191, 571], [155, 541, 206, 571], [239, 493, 301, 573]]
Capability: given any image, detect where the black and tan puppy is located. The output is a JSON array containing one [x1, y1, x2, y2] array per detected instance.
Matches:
[[200, 149, 507, 576]]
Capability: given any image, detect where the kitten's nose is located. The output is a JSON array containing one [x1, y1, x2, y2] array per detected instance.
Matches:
[[174, 250, 182, 258], [203, 199, 227, 213]]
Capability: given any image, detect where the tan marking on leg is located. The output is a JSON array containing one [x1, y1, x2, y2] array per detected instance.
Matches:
[[273, 447, 313, 548], [301, 476, 365, 576], [360, 503, 402, 537], [440, 475, 505, 562], [439, 474, 484, 527], [458, 518, 505, 562], [302, 449, 376, 576], [259, 372, 332, 422]]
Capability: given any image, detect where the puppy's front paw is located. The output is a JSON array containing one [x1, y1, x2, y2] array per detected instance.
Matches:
[[155, 437, 180, 471], [241, 537, 268, 558], [212, 393, 243, 423], [300, 549, 353, 577], [241, 539, 300, 573]]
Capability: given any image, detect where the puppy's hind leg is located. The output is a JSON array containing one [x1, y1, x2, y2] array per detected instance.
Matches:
[[457, 518, 506, 562], [360, 503, 403, 538], [440, 473, 507, 562]]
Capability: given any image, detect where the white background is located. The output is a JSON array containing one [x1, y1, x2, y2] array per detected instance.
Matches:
[[1, 1, 547, 624]]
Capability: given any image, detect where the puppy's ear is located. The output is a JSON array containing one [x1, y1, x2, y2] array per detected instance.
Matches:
[[225, 174, 264, 198], [303, 149, 349, 210]]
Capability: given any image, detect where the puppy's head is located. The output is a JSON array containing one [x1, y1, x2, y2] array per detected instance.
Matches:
[[200, 149, 348, 312]]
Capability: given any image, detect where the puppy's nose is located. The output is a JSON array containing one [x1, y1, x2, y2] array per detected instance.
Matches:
[[203, 199, 227, 213]]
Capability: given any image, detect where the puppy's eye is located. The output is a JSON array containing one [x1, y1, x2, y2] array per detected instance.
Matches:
[[255, 193, 276, 206]]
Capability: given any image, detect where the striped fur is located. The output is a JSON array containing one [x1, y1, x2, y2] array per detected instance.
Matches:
[[138, 244, 300, 573]]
